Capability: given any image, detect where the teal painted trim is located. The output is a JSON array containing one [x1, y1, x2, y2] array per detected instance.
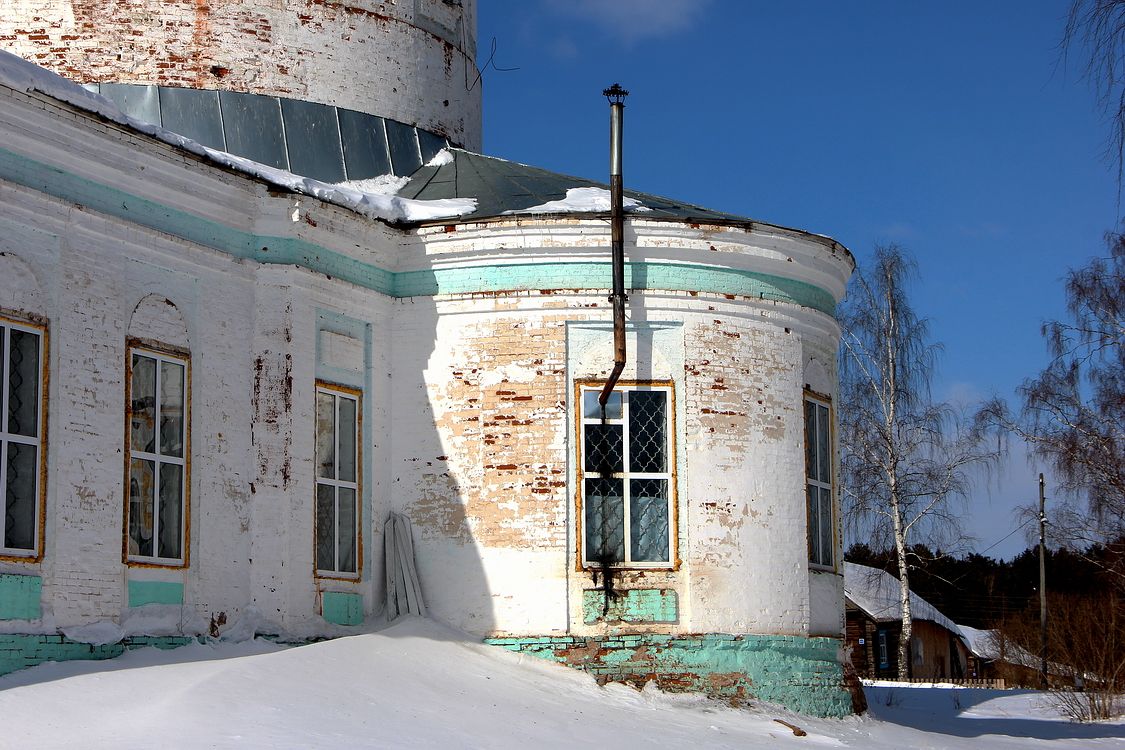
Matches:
[[0, 634, 195, 678], [322, 592, 363, 626], [582, 589, 677, 625], [0, 147, 395, 296], [398, 263, 834, 315], [0, 147, 837, 314], [127, 580, 184, 607], [485, 633, 851, 718], [0, 574, 41, 620]]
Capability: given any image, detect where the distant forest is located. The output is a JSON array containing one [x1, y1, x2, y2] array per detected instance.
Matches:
[[844, 541, 1125, 629]]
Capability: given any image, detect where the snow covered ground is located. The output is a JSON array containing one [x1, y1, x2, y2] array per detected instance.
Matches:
[[1, 619, 1122, 749]]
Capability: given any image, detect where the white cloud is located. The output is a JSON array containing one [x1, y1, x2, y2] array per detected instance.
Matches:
[[542, 0, 713, 43]]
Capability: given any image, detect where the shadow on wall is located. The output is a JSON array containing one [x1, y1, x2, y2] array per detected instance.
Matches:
[[385, 290, 494, 638]]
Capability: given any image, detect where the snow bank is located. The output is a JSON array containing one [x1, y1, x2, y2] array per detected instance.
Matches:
[[0, 50, 476, 224], [507, 186, 651, 214], [3, 616, 1122, 749]]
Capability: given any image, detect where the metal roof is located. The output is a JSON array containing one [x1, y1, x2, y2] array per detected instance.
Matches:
[[398, 148, 757, 227], [844, 562, 967, 642]]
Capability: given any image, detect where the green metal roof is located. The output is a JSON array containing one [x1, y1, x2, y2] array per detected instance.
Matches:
[[397, 148, 755, 226]]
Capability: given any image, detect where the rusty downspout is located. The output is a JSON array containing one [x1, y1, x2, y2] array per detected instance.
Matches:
[[599, 84, 628, 412], [594, 84, 629, 610]]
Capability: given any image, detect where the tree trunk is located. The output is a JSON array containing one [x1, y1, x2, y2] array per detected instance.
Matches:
[[892, 493, 913, 680]]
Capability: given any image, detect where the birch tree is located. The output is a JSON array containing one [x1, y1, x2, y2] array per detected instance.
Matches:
[[981, 234, 1125, 580], [839, 245, 996, 679]]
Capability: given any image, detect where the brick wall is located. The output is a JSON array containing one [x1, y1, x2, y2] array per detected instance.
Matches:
[[0, 0, 481, 148]]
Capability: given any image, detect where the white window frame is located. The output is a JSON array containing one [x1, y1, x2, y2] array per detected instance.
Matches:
[[577, 382, 675, 569], [805, 391, 835, 569], [315, 383, 361, 578], [0, 316, 46, 560], [125, 344, 189, 567]]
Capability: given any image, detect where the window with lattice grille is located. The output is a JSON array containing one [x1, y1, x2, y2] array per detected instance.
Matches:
[[315, 383, 360, 577], [0, 316, 45, 559], [805, 393, 834, 568], [578, 383, 674, 567], [126, 345, 189, 566]]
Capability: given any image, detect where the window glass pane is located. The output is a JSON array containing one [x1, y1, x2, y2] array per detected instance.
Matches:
[[218, 91, 288, 170], [281, 98, 346, 183], [4, 443, 36, 550], [817, 404, 831, 484], [338, 109, 392, 179], [584, 477, 624, 563], [807, 484, 820, 564], [582, 390, 621, 420], [805, 400, 817, 480], [158, 463, 183, 560], [417, 129, 448, 164], [316, 483, 336, 571], [131, 355, 156, 453], [7, 329, 39, 438], [316, 392, 336, 479], [160, 360, 185, 458], [338, 487, 357, 573], [338, 396, 357, 483], [819, 486, 833, 567], [628, 391, 666, 473], [0, 326, 4, 407], [583, 424, 623, 474], [385, 119, 421, 176], [129, 458, 155, 557], [629, 478, 668, 562], [158, 87, 226, 150], [99, 83, 160, 125]]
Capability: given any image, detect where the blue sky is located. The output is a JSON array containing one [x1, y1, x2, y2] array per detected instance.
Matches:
[[478, 1, 1116, 560]]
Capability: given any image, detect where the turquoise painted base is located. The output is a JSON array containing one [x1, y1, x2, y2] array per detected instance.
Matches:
[[321, 592, 364, 626], [0, 634, 196, 678], [0, 574, 42, 620], [485, 633, 852, 718]]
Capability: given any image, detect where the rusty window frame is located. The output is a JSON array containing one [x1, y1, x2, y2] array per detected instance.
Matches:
[[0, 315, 47, 561], [805, 390, 835, 569], [125, 345, 190, 567], [577, 382, 675, 569], [314, 382, 361, 579]]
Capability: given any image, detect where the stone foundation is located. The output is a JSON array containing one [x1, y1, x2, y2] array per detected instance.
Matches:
[[486, 633, 852, 717]]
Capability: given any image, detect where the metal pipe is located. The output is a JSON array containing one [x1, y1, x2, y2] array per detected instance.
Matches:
[[599, 84, 628, 410], [1039, 473, 1048, 688]]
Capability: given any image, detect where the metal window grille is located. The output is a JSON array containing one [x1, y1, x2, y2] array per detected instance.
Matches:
[[0, 319, 44, 557], [805, 395, 834, 568], [315, 385, 360, 576], [580, 385, 673, 567], [126, 347, 188, 565]]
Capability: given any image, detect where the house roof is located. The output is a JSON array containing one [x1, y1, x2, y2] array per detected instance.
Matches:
[[396, 148, 755, 226], [0, 49, 851, 261], [844, 562, 965, 639]]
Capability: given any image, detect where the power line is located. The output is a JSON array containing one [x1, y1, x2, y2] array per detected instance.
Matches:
[[977, 517, 1036, 556]]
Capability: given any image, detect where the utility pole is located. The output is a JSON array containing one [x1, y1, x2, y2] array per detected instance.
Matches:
[[1039, 472, 1048, 688]]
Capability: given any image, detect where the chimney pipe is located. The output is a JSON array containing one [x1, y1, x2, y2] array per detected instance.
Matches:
[[599, 83, 629, 411]]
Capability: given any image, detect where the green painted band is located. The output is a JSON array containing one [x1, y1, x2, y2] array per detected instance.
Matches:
[[0, 633, 195, 677], [0, 147, 834, 314], [127, 580, 184, 607], [321, 591, 363, 626], [0, 574, 41, 620], [484, 632, 851, 718]]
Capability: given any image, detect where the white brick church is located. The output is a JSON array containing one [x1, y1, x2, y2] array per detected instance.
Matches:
[[0, 0, 856, 715]]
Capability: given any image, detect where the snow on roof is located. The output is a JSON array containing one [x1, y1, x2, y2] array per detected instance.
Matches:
[[844, 562, 965, 638], [0, 50, 476, 225], [955, 623, 1065, 675], [505, 186, 652, 215]]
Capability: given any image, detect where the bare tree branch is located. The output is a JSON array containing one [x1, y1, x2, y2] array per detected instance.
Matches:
[[840, 244, 999, 678]]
